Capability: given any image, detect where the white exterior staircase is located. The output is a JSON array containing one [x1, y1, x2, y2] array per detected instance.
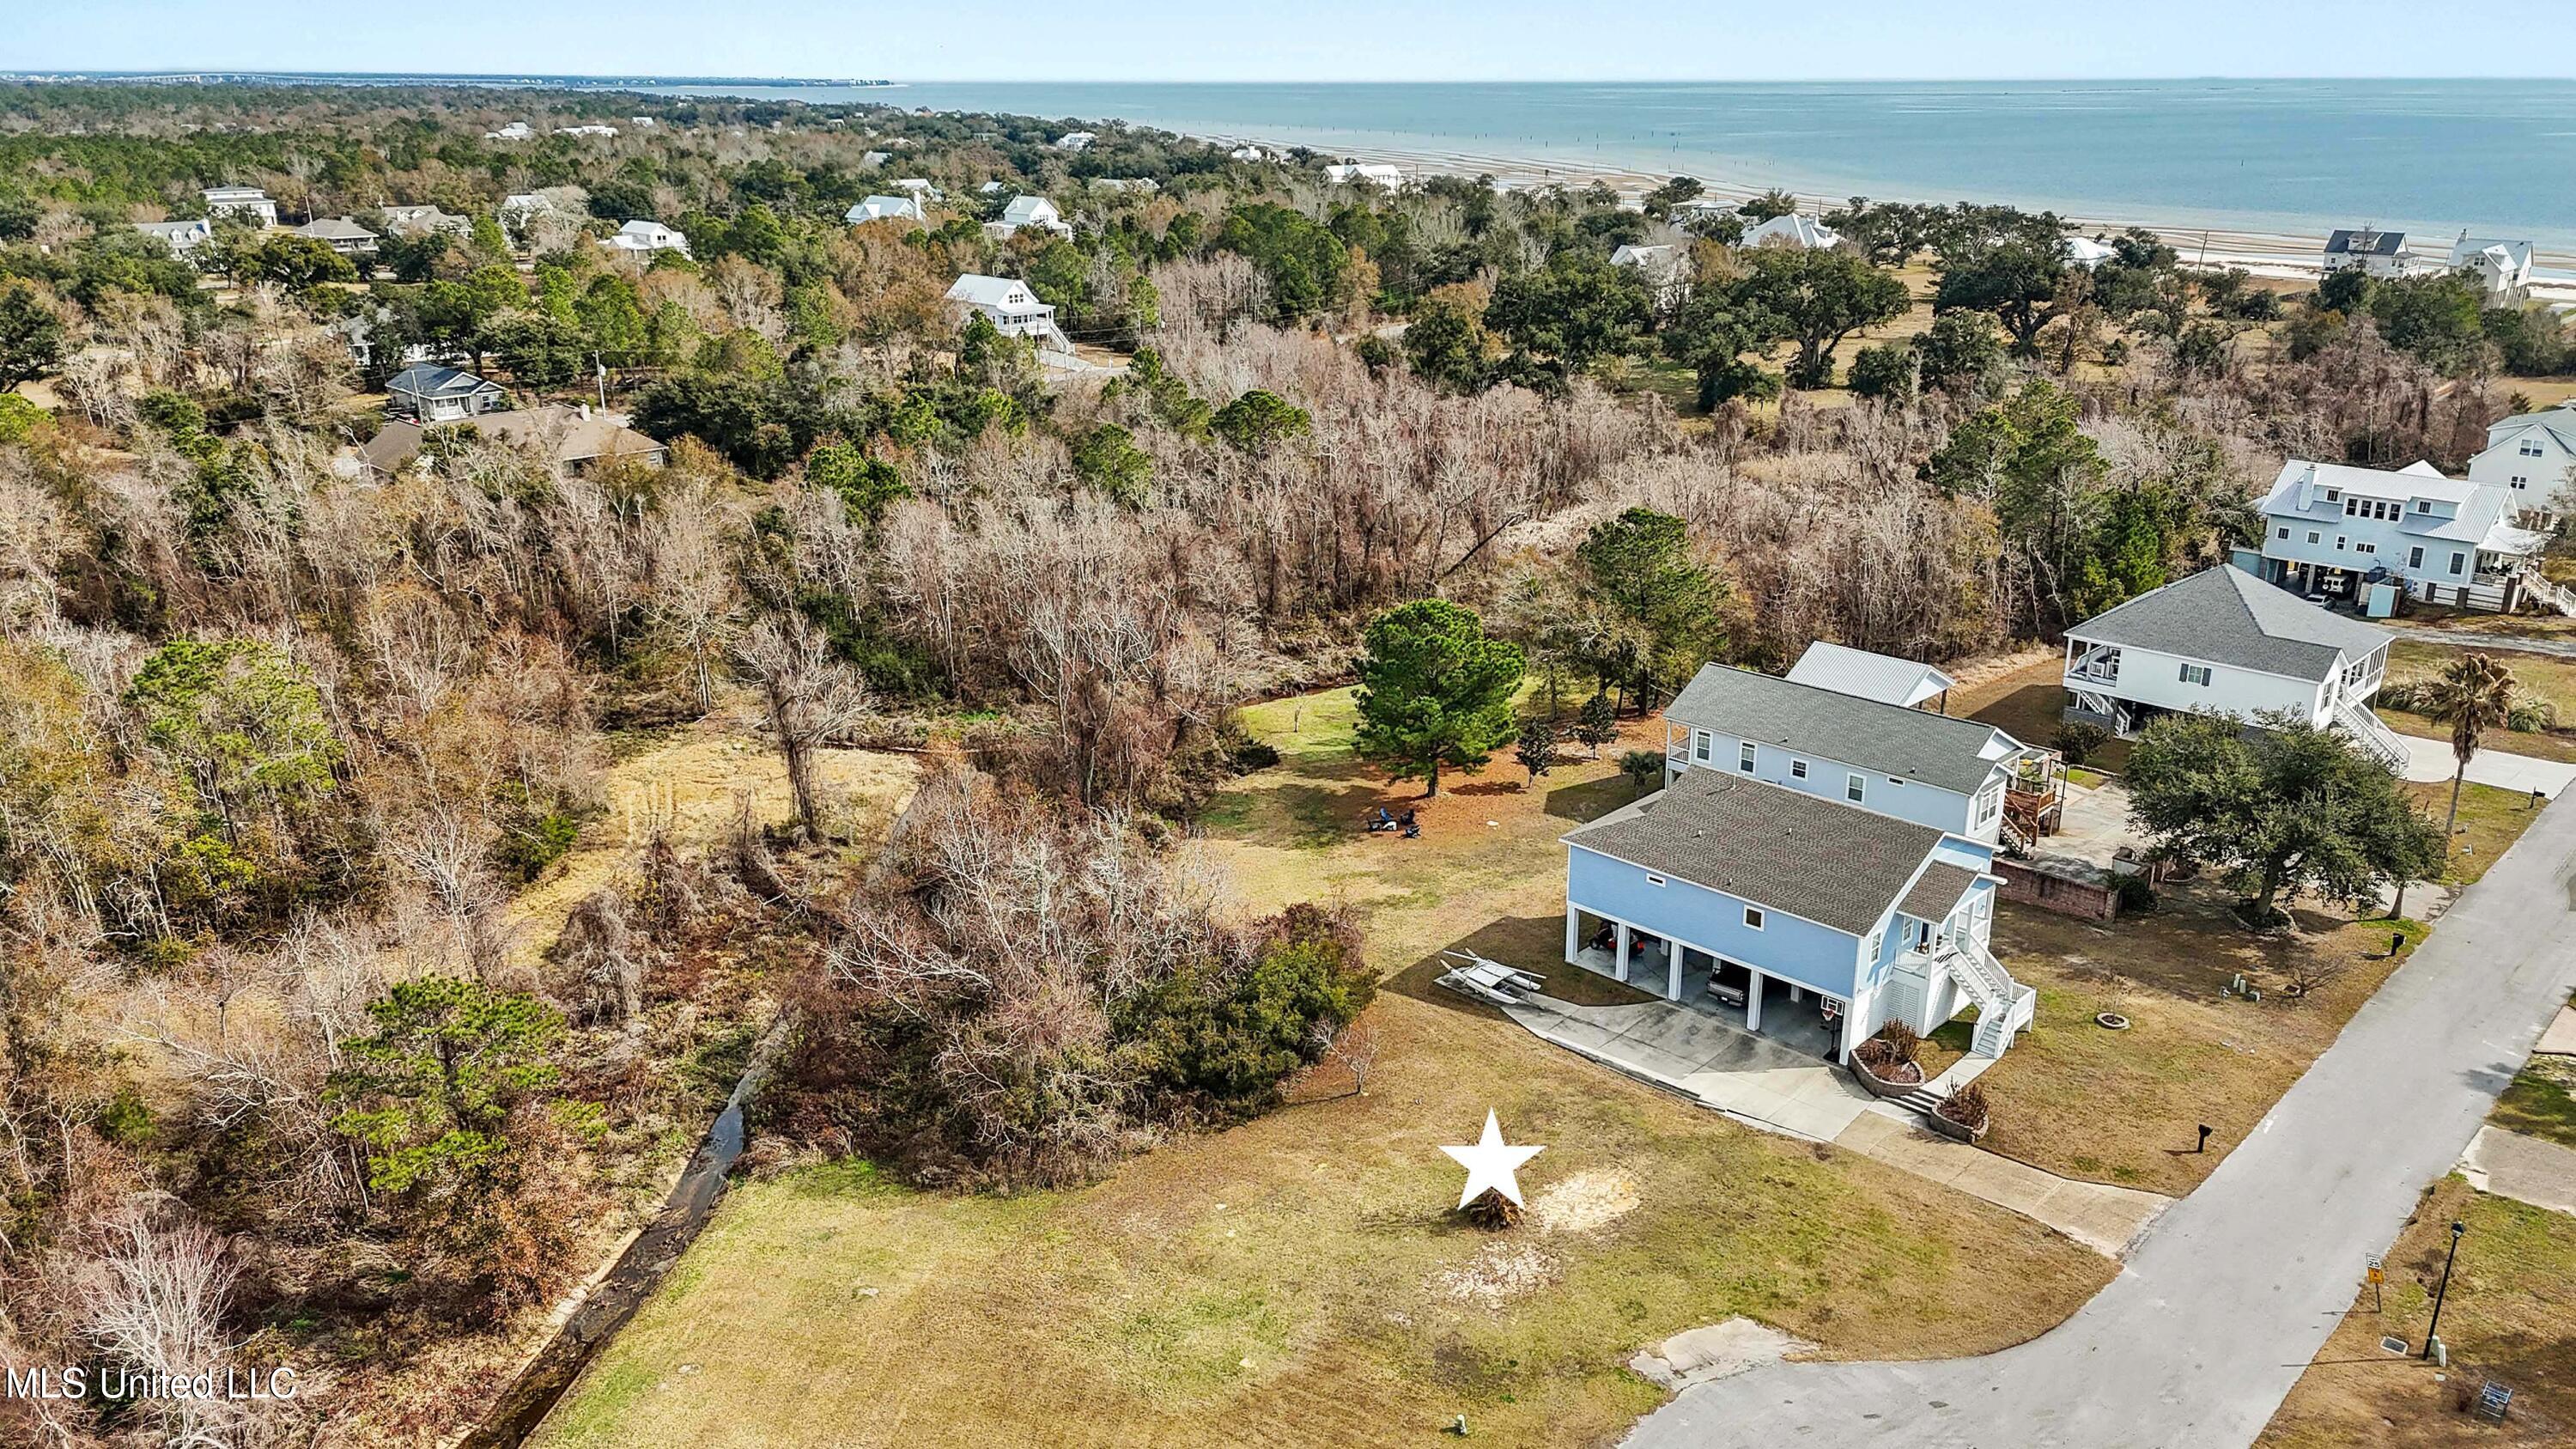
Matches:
[[2333, 700, 2412, 775], [2512, 563, 2576, 618], [1942, 938, 2036, 1058]]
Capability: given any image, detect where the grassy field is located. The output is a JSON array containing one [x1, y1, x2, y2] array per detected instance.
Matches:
[[1948, 654, 2134, 772], [534, 693, 2112, 1449], [2493, 1051, 2576, 1152], [2405, 780, 2549, 886], [2260, 1176, 2576, 1447], [2380, 641, 2576, 764]]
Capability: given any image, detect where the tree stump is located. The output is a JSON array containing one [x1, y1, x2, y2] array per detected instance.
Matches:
[[1461, 1187, 1523, 1231]]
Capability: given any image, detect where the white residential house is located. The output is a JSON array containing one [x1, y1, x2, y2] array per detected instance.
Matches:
[[862, 150, 891, 167], [2063, 236, 2117, 269], [2257, 458, 2555, 613], [1323, 162, 1403, 187], [976, 180, 1010, 195], [2448, 234, 2535, 296], [386, 363, 508, 423], [202, 186, 277, 227], [291, 216, 379, 256], [135, 218, 214, 255], [379, 204, 471, 238], [986, 195, 1072, 241], [945, 274, 1074, 355], [2322, 226, 2419, 279], [846, 194, 927, 225], [485, 122, 535, 143], [2060, 564, 2404, 768], [892, 178, 942, 201], [1054, 131, 1097, 151], [2470, 403, 2576, 508], [553, 124, 620, 138], [600, 219, 690, 257], [1784, 642, 1957, 712], [1741, 213, 1842, 251], [1609, 243, 1688, 306], [500, 192, 556, 224], [1229, 144, 1270, 161]]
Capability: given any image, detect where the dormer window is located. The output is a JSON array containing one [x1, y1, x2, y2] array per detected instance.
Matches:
[[2324, 488, 2342, 502], [2414, 499, 2432, 512]]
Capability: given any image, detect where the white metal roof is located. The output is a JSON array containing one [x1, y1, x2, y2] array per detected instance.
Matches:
[[1784, 642, 1957, 709]]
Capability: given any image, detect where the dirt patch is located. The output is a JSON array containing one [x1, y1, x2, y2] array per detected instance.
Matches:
[[1530, 1169, 1640, 1235], [1433, 1238, 1558, 1309]]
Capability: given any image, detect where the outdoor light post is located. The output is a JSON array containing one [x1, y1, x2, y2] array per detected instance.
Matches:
[[2421, 1220, 2467, 1361]]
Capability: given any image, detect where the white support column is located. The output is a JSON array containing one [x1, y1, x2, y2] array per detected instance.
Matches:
[[1789, 983, 1803, 1004], [1833, 993, 1860, 1064], [1666, 942, 1683, 1002], [1613, 921, 1631, 983], [1746, 969, 1765, 1032], [1564, 904, 1581, 965]]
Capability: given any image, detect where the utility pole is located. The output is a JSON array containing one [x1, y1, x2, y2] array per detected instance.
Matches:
[[2422, 1219, 2466, 1360]]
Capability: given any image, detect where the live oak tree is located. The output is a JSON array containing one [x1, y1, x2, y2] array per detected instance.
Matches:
[[1933, 210, 2081, 355], [0, 282, 64, 387], [1732, 246, 1911, 389], [1352, 599, 1525, 796], [1485, 249, 1653, 377], [1661, 280, 1783, 410], [2124, 713, 2443, 928]]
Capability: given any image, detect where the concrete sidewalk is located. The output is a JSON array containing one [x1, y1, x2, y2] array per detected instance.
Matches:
[[2459, 1123, 2576, 1217], [2395, 732, 2576, 795], [1832, 1111, 2169, 1257]]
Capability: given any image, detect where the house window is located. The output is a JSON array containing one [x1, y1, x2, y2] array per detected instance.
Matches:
[[2324, 488, 2341, 502], [2521, 440, 2545, 457], [2415, 499, 2432, 513], [2354, 542, 2376, 555], [1846, 773, 1866, 803], [1643, 874, 1667, 887], [1692, 730, 1711, 764], [1736, 741, 1756, 773], [1789, 759, 1808, 779], [2408, 545, 2424, 569], [2342, 498, 2358, 516], [2275, 527, 2289, 540], [2512, 476, 2530, 489], [2335, 535, 2348, 551], [2306, 531, 2321, 545], [1743, 906, 1765, 931], [2179, 663, 2212, 686], [2450, 551, 2467, 575]]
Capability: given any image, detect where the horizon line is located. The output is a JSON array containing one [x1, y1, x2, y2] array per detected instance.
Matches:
[[10, 69, 2576, 86]]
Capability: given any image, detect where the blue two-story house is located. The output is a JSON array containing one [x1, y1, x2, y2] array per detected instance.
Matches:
[[1562, 766, 2035, 1064]]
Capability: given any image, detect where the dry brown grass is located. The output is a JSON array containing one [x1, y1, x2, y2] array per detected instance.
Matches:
[[1950, 888, 2428, 1196], [535, 692, 2114, 1449], [2260, 1176, 2576, 1449], [1949, 654, 2134, 770]]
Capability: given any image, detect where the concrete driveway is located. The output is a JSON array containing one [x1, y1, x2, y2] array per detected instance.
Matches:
[[1620, 792, 2576, 1449], [1502, 995, 1874, 1142], [2396, 733, 2576, 796]]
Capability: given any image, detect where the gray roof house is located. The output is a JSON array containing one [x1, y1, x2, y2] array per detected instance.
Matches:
[[1662, 663, 2043, 844], [2061, 564, 2404, 767], [2322, 227, 2417, 278], [135, 218, 215, 255], [361, 403, 667, 477], [292, 216, 380, 255], [386, 364, 508, 423]]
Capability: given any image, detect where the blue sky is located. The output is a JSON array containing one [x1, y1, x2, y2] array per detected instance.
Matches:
[[6, 0, 2563, 82]]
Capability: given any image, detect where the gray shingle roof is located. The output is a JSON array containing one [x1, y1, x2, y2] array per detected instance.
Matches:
[[2066, 565, 2391, 683], [1664, 665, 2015, 795], [1563, 768, 1949, 936], [386, 364, 496, 399], [1899, 861, 1982, 923], [2326, 228, 2407, 257]]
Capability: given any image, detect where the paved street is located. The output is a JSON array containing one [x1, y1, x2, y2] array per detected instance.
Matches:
[[1621, 793, 2576, 1449], [2394, 732, 2576, 796], [2397, 625, 2576, 661]]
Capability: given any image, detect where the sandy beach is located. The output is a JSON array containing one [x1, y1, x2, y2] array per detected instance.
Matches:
[[1198, 130, 2576, 303]]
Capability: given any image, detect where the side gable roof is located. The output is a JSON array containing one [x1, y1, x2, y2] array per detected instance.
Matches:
[[2067, 565, 2389, 683], [1564, 768, 1956, 936], [1664, 665, 2016, 795], [1784, 642, 1956, 709]]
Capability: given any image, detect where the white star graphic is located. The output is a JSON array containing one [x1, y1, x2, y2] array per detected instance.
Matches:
[[1440, 1110, 1545, 1209]]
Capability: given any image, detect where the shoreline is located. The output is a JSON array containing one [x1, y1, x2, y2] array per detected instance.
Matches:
[[1200, 131, 2576, 296]]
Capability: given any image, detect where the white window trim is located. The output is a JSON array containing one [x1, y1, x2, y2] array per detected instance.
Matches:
[[1643, 874, 1667, 887], [1737, 740, 1757, 774], [1845, 772, 1866, 803], [1789, 758, 1808, 779], [1743, 906, 1765, 931]]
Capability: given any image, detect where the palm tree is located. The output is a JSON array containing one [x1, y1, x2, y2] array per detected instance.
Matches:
[[2422, 652, 2517, 840]]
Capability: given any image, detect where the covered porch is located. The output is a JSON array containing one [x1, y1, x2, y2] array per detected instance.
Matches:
[[1565, 905, 1852, 1062]]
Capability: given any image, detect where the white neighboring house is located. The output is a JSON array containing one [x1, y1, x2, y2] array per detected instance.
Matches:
[[945, 273, 1074, 355], [2470, 402, 2576, 504], [2448, 234, 2535, 296], [500, 193, 556, 229], [135, 218, 214, 256], [2063, 236, 2117, 269], [1608, 243, 1688, 306], [976, 180, 1010, 195], [485, 122, 535, 143], [986, 195, 1072, 241], [291, 216, 379, 256], [553, 124, 620, 138], [1054, 131, 1097, 151], [380, 204, 471, 238], [1323, 162, 1403, 187], [2321, 226, 2419, 278], [862, 150, 891, 167], [892, 178, 942, 201], [600, 220, 690, 257], [2060, 564, 2403, 768], [845, 194, 927, 225], [1229, 144, 1270, 161], [1741, 213, 1841, 250], [202, 186, 277, 227], [1785, 642, 1957, 711], [2256, 458, 2555, 613]]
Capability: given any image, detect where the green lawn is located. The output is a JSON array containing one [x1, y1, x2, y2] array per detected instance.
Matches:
[[2493, 1054, 2576, 1151], [2403, 779, 2549, 886], [2381, 641, 2576, 764], [535, 691, 2112, 1449]]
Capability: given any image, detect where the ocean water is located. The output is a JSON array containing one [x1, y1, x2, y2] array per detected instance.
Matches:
[[639, 78, 2576, 250]]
